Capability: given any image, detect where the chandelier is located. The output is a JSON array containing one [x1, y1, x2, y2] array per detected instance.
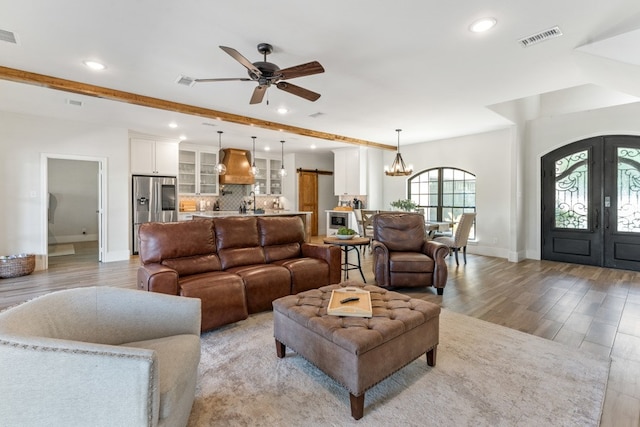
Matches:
[[279, 140, 287, 177], [215, 131, 226, 175], [384, 129, 413, 176], [249, 136, 259, 176]]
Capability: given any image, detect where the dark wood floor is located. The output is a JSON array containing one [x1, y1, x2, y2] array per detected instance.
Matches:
[[1, 239, 638, 426]]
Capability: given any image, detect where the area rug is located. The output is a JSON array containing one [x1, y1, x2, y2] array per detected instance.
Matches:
[[47, 244, 75, 257], [187, 310, 610, 427]]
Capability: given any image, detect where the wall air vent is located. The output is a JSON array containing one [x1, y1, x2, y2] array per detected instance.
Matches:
[[0, 29, 17, 44], [175, 75, 196, 87], [518, 26, 563, 48]]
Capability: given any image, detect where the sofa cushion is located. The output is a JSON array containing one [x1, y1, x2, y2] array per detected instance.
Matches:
[[258, 216, 305, 246], [139, 220, 216, 264], [215, 216, 260, 249], [179, 272, 249, 331], [264, 243, 301, 263], [273, 258, 330, 294], [389, 252, 434, 273], [227, 264, 291, 313], [373, 213, 426, 252], [124, 334, 200, 421], [219, 247, 266, 270], [162, 254, 222, 276]]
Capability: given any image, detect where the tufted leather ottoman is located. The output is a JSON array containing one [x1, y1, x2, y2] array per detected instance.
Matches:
[[272, 280, 440, 419]]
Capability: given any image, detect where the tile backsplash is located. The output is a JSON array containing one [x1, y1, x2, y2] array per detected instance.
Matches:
[[180, 184, 287, 212]]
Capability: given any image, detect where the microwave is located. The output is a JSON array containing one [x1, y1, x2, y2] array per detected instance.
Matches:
[[329, 212, 349, 229]]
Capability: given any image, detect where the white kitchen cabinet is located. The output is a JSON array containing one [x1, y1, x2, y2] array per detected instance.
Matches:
[[178, 144, 219, 195], [253, 155, 282, 195], [333, 147, 367, 196], [130, 138, 179, 175]]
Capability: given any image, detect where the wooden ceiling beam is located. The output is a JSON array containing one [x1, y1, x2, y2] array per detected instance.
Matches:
[[0, 66, 395, 151]]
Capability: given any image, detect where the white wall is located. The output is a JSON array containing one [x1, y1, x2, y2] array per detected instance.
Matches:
[[0, 111, 130, 266], [381, 128, 513, 259]]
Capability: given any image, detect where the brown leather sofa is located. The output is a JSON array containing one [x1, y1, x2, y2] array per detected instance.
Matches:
[[137, 215, 341, 331], [371, 212, 449, 294]]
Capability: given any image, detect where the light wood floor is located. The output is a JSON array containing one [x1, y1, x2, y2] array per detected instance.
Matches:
[[1, 239, 639, 426]]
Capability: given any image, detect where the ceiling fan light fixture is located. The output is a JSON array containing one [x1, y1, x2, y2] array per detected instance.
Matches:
[[249, 136, 259, 176], [215, 131, 227, 175], [279, 140, 287, 177], [385, 129, 413, 177]]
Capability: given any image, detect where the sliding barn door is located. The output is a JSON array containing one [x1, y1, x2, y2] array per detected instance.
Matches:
[[298, 171, 318, 236]]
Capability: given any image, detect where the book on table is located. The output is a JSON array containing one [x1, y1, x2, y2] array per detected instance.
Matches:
[[327, 287, 373, 318]]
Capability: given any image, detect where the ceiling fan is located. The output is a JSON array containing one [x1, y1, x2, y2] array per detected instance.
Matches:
[[195, 43, 325, 105]]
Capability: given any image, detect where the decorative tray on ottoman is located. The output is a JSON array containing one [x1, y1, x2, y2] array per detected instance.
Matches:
[[327, 287, 372, 318]]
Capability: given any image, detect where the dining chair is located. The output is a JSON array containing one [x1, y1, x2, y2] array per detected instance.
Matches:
[[433, 212, 476, 266], [354, 209, 376, 254]]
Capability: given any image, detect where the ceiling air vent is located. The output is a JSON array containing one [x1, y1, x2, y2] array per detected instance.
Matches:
[[309, 112, 325, 118], [66, 99, 83, 107], [175, 75, 196, 87], [0, 29, 17, 44], [518, 26, 563, 48]]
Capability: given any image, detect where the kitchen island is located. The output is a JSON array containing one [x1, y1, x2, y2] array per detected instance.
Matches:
[[188, 210, 313, 242]]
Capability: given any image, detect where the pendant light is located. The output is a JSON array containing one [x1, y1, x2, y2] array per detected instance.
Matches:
[[249, 136, 259, 176], [279, 140, 287, 177], [215, 131, 226, 175], [384, 129, 413, 176]]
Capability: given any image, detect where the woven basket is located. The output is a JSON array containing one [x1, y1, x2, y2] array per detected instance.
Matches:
[[0, 254, 36, 279]]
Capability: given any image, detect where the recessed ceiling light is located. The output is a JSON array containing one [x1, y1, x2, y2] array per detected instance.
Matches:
[[277, 107, 288, 114], [264, 146, 271, 151], [179, 135, 187, 141], [83, 60, 106, 71], [169, 122, 178, 128], [469, 17, 497, 33], [310, 144, 317, 150]]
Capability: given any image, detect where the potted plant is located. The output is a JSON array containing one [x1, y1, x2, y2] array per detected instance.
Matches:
[[336, 226, 357, 239], [390, 199, 418, 211]]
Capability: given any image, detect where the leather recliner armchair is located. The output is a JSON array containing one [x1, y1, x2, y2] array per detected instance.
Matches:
[[371, 212, 449, 295]]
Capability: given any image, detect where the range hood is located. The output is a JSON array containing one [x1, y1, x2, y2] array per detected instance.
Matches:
[[218, 148, 255, 185]]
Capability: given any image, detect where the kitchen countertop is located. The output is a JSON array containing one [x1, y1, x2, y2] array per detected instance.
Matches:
[[187, 210, 311, 217], [187, 210, 313, 242]]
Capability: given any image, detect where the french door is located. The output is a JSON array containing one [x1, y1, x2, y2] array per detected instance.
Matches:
[[542, 135, 640, 271]]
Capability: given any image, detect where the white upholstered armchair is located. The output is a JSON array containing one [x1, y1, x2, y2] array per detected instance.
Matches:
[[0, 286, 201, 427]]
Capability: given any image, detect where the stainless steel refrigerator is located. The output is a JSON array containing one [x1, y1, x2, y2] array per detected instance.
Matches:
[[132, 175, 177, 254]]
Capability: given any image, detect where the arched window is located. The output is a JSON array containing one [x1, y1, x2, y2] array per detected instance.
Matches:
[[409, 167, 476, 238]]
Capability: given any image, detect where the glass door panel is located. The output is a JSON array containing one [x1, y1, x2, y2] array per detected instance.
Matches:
[[199, 151, 217, 195], [179, 150, 196, 194], [554, 150, 589, 229]]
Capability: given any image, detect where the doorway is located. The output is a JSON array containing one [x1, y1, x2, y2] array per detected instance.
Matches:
[[541, 135, 640, 271], [43, 155, 105, 268], [298, 171, 319, 236], [297, 168, 333, 236]]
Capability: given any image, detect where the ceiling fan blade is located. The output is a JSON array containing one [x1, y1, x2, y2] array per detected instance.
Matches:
[[194, 78, 252, 83], [278, 61, 325, 80], [219, 46, 262, 77], [276, 81, 321, 102], [250, 85, 268, 104]]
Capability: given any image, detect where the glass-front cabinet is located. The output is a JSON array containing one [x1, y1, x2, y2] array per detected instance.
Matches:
[[253, 158, 268, 195], [269, 159, 282, 195], [179, 144, 219, 195], [252, 156, 282, 195]]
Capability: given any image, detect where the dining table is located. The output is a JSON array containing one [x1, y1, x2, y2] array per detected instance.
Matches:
[[425, 221, 453, 239]]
